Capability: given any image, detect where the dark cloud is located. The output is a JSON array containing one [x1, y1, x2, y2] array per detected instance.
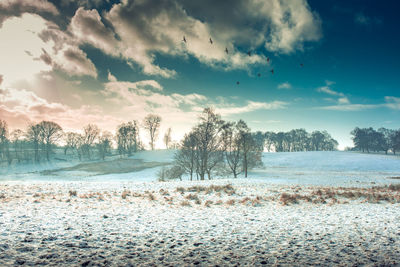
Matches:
[[0, 0, 58, 27]]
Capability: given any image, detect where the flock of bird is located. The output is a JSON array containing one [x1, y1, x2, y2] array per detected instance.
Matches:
[[182, 35, 304, 85]]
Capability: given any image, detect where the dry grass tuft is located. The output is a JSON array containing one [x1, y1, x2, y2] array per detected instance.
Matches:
[[121, 190, 130, 199], [226, 199, 236, 206], [147, 192, 156, 201], [185, 193, 200, 201], [180, 200, 191, 207], [204, 200, 213, 207]]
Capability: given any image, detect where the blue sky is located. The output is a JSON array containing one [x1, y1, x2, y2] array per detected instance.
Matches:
[[0, 0, 399, 149]]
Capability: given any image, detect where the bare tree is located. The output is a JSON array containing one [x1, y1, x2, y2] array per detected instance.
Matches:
[[116, 121, 140, 156], [27, 123, 42, 162], [97, 131, 113, 160], [82, 124, 99, 159], [221, 122, 242, 178], [163, 127, 172, 149], [64, 132, 82, 156], [174, 132, 197, 180], [37, 121, 63, 161], [0, 120, 10, 164], [236, 120, 253, 178], [193, 108, 224, 180], [10, 129, 24, 163], [143, 114, 161, 150]]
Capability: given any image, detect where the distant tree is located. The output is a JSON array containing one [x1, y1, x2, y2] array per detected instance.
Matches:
[[236, 120, 254, 178], [392, 130, 400, 155], [0, 120, 10, 164], [221, 122, 242, 178], [163, 127, 172, 149], [82, 124, 99, 159], [143, 114, 161, 150], [64, 132, 82, 156], [174, 132, 197, 180], [27, 123, 42, 162], [116, 121, 140, 156], [311, 131, 325, 151], [10, 129, 24, 163], [37, 121, 63, 161], [97, 131, 113, 160]]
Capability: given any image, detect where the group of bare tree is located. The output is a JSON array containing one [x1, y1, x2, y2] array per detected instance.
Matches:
[[264, 129, 338, 152], [0, 114, 168, 165], [351, 127, 400, 154], [169, 108, 263, 180]]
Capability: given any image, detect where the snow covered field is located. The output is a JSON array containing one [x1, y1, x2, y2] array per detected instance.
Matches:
[[1, 151, 400, 266]]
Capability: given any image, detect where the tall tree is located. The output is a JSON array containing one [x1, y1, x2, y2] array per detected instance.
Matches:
[[37, 121, 63, 161], [143, 114, 161, 150], [221, 122, 242, 178], [116, 121, 140, 156], [82, 124, 99, 159], [163, 127, 172, 149], [0, 120, 10, 164], [193, 108, 224, 180], [27, 123, 42, 162], [174, 131, 197, 180]]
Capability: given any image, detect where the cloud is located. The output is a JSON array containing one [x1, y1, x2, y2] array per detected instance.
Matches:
[[317, 96, 400, 111], [0, 0, 58, 27], [215, 100, 288, 116], [318, 104, 379, 111], [278, 82, 292, 89], [384, 96, 400, 110], [0, 14, 97, 86], [317, 86, 344, 97], [66, 0, 321, 77], [0, 86, 121, 131], [338, 97, 350, 105], [354, 12, 382, 26], [107, 70, 117, 82]]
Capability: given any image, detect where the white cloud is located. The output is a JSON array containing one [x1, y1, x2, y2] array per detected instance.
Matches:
[[215, 100, 288, 116], [278, 82, 292, 89], [338, 97, 350, 105], [319, 104, 379, 111], [107, 70, 117, 82], [0, 14, 97, 86], [317, 86, 344, 97], [384, 96, 400, 110]]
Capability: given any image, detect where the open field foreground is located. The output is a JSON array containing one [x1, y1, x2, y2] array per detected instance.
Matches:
[[1, 179, 400, 266]]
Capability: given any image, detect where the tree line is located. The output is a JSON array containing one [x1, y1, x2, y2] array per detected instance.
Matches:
[[0, 114, 169, 165], [351, 127, 400, 154], [264, 129, 338, 152]]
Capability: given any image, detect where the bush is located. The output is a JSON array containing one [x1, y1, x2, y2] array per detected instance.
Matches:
[[157, 165, 185, 181]]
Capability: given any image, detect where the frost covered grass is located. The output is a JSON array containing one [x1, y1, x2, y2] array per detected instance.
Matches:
[[1, 180, 400, 266]]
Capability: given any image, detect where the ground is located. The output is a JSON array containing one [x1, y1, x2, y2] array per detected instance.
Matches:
[[1, 151, 400, 266]]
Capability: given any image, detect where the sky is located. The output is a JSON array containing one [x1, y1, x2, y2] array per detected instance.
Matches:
[[0, 0, 399, 149]]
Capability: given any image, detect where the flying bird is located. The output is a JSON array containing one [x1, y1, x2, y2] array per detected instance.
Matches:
[[257, 73, 261, 77], [300, 63, 304, 67], [209, 38, 213, 44], [247, 51, 252, 56], [236, 81, 240, 85], [270, 69, 274, 74], [225, 47, 229, 54], [182, 36, 186, 43], [267, 57, 270, 63]]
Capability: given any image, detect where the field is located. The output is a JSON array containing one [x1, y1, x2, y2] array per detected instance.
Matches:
[[1, 151, 400, 266]]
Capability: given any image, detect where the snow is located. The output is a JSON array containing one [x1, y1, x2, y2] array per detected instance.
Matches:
[[1, 151, 400, 265]]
